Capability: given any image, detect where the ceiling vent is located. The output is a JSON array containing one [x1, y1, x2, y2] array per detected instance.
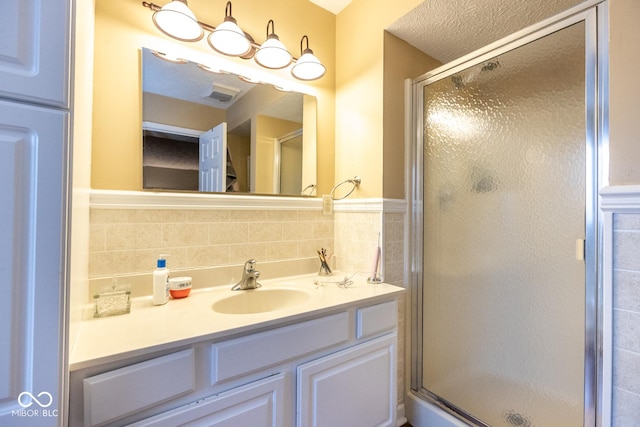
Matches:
[[204, 83, 241, 103]]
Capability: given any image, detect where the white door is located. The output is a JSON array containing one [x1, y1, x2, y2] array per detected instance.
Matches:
[[0, 101, 69, 425], [199, 123, 227, 192], [415, 14, 596, 426]]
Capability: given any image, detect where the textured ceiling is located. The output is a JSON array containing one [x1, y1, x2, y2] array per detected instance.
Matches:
[[387, 0, 585, 63]]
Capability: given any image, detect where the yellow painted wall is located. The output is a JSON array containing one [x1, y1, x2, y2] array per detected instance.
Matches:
[[227, 133, 250, 192], [255, 115, 302, 194], [91, 0, 335, 193], [383, 32, 442, 199], [609, 0, 640, 185], [143, 93, 226, 130], [335, 0, 424, 198]]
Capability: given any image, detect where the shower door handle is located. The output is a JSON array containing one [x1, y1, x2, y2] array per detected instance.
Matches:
[[576, 239, 585, 261]]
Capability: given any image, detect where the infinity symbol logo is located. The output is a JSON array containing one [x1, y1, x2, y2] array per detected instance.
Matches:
[[18, 391, 53, 408]]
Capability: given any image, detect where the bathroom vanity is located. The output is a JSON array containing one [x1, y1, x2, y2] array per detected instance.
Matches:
[[69, 275, 403, 426]]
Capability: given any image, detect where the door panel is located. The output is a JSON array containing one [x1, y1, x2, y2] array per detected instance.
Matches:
[[0, 0, 70, 107], [199, 122, 227, 192], [0, 100, 68, 424]]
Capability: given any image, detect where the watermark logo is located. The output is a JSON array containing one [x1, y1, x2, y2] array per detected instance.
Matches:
[[12, 392, 58, 418], [18, 391, 53, 408]]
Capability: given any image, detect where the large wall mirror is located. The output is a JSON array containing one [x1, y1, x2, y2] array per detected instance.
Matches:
[[141, 47, 318, 196]]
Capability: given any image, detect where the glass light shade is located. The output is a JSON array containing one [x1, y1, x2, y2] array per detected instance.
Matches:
[[152, 0, 203, 42], [255, 36, 292, 69], [291, 50, 326, 81], [208, 19, 252, 57]]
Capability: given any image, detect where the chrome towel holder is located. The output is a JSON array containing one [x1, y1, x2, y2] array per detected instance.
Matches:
[[330, 176, 361, 200]]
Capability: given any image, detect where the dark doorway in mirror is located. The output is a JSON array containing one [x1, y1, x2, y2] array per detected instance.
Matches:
[[142, 129, 199, 191]]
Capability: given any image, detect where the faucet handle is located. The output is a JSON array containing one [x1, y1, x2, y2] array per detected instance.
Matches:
[[244, 259, 257, 272]]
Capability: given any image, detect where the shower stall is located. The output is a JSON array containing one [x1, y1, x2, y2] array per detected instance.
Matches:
[[408, 1, 608, 426]]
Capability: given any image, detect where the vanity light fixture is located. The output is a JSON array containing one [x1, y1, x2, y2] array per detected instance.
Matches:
[[291, 35, 326, 81], [254, 20, 292, 69], [207, 1, 253, 57], [150, 0, 204, 42], [142, 1, 325, 81]]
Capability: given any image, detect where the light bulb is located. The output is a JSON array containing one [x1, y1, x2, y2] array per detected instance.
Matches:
[[152, 0, 203, 42], [292, 50, 326, 81], [255, 37, 292, 69], [208, 2, 252, 57]]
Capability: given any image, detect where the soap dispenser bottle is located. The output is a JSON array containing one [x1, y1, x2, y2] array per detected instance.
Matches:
[[152, 254, 169, 305]]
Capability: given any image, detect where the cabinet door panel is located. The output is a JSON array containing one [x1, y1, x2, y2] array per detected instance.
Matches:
[[297, 334, 397, 427], [0, 0, 70, 107], [0, 100, 69, 425], [129, 374, 285, 427]]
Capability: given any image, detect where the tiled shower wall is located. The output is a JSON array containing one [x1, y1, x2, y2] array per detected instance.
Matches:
[[612, 214, 640, 425]]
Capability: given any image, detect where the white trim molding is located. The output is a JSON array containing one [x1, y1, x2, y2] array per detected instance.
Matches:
[[600, 184, 640, 212], [90, 189, 323, 210], [90, 190, 408, 213], [334, 198, 407, 213]]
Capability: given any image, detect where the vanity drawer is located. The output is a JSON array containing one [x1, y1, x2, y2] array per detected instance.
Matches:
[[356, 300, 397, 339], [128, 373, 285, 426], [211, 312, 349, 384], [83, 349, 195, 426]]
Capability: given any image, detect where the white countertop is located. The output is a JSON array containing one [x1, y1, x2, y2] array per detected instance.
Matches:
[[70, 273, 404, 371]]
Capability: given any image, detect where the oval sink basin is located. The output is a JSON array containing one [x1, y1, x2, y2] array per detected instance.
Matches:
[[212, 288, 311, 314]]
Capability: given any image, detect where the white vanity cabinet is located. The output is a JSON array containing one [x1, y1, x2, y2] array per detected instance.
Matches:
[[296, 299, 400, 427], [69, 298, 399, 427]]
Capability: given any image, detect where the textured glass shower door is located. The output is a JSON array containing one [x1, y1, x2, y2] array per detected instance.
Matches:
[[421, 22, 587, 426]]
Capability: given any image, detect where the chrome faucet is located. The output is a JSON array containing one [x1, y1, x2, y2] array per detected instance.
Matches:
[[232, 259, 262, 290]]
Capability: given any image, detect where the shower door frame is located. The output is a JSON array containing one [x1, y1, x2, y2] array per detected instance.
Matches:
[[407, 1, 609, 426]]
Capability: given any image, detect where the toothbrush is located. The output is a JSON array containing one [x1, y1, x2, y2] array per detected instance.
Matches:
[[317, 249, 332, 273]]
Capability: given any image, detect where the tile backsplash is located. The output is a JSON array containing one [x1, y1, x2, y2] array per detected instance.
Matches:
[[89, 207, 335, 278], [333, 210, 405, 286]]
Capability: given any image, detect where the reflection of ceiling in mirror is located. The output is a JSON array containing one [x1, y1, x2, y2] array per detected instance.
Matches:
[[142, 48, 304, 124], [142, 48, 252, 109]]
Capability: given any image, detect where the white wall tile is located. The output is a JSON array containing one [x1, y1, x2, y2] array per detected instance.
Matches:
[[612, 387, 640, 427], [612, 212, 640, 422]]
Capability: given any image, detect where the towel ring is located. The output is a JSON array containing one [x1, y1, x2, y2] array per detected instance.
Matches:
[[301, 183, 317, 196], [330, 176, 361, 200]]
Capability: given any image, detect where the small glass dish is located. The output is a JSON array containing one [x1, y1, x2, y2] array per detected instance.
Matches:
[[93, 284, 131, 318]]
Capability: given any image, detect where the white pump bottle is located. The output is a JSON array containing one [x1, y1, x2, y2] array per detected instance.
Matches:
[[152, 254, 169, 305]]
